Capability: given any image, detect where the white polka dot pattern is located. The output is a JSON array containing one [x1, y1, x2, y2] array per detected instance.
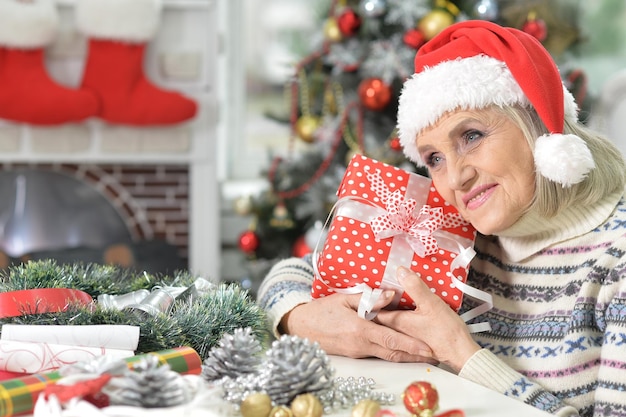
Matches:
[[312, 154, 476, 313]]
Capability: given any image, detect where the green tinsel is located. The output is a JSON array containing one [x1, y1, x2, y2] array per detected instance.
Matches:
[[0, 260, 270, 359]]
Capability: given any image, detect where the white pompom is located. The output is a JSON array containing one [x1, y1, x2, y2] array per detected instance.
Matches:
[[534, 134, 595, 187]]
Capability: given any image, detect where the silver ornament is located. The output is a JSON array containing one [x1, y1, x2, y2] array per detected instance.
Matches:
[[317, 376, 395, 414], [359, 0, 387, 18], [471, 0, 499, 21]]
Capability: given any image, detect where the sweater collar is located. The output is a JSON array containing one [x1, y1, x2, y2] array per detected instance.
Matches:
[[494, 189, 624, 262]]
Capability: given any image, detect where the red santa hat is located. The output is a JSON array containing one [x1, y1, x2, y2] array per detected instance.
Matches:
[[397, 20, 594, 187]]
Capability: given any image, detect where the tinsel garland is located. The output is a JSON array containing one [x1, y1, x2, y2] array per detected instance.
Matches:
[[0, 260, 270, 359]]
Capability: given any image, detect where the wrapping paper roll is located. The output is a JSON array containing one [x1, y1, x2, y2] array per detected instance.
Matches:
[[0, 346, 201, 417]]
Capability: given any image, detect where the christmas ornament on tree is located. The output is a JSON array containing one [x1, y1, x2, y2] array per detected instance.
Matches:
[[418, 7, 455, 40], [239, 230, 261, 253], [470, 0, 499, 21], [292, 235, 312, 257], [295, 115, 322, 143], [522, 11, 548, 42], [337, 8, 362, 37], [358, 78, 392, 111], [324, 17, 343, 42], [403, 29, 426, 50], [389, 136, 402, 152]]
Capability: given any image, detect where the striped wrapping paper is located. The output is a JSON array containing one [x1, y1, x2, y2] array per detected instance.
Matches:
[[0, 346, 201, 417]]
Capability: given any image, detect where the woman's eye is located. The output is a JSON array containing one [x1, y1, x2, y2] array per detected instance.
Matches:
[[425, 153, 443, 168], [463, 130, 483, 143]]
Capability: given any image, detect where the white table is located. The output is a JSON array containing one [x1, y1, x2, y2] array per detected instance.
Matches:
[[329, 355, 552, 417]]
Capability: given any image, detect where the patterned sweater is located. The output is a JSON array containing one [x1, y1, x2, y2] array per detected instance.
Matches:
[[257, 188, 626, 417]]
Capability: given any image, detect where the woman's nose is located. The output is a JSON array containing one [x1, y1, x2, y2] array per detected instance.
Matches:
[[447, 157, 474, 190]]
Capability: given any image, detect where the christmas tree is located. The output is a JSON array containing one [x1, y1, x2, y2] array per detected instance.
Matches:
[[234, 0, 589, 292]]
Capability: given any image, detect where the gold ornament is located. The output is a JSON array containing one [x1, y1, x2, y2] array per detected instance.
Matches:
[[270, 202, 295, 229], [233, 195, 253, 216], [269, 405, 294, 417], [241, 393, 273, 417], [323, 17, 342, 42], [290, 394, 323, 417], [351, 399, 381, 417], [295, 115, 321, 143], [418, 9, 454, 40]]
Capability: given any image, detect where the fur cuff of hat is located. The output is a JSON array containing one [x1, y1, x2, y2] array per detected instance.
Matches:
[[534, 133, 595, 187], [0, 0, 58, 49], [75, 0, 162, 42]]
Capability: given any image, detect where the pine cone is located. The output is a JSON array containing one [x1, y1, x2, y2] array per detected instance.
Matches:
[[202, 327, 264, 381], [106, 355, 190, 408], [258, 335, 334, 405]]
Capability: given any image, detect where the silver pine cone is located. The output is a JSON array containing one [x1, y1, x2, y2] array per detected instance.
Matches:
[[105, 355, 190, 408], [257, 334, 334, 405], [202, 326, 264, 381]]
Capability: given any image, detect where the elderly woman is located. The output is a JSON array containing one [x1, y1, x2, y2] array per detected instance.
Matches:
[[257, 20, 626, 416]]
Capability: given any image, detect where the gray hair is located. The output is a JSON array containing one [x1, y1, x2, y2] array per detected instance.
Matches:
[[496, 105, 626, 218]]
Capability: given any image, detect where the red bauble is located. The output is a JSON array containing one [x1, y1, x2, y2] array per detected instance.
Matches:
[[403, 28, 426, 50], [522, 18, 548, 42], [403, 381, 439, 417], [389, 136, 402, 152], [238, 230, 260, 253], [337, 8, 362, 37], [292, 235, 312, 257], [358, 78, 392, 111]]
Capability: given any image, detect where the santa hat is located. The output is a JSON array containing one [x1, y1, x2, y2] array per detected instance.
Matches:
[[397, 20, 594, 187]]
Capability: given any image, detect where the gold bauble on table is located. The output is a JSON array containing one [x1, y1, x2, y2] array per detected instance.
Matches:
[[290, 394, 323, 417], [418, 9, 454, 40], [351, 399, 381, 417], [269, 405, 294, 417], [295, 115, 321, 143], [240, 392, 273, 417]]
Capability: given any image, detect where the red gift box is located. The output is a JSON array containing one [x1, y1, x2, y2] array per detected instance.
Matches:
[[312, 154, 478, 319]]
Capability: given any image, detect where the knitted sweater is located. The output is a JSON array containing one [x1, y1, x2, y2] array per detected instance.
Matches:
[[257, 188, 626, 417]]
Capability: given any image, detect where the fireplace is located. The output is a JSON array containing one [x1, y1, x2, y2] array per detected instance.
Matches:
[[0, 163, 189, 274]]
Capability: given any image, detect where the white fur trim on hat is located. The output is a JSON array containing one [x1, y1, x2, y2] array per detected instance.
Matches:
[[0, 0, 58, 49], [397, 54, 578, 166], [534, 133, 595, 187], [75, 0, 162, 43]]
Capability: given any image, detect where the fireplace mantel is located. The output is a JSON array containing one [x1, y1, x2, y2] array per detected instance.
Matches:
[[0, 0, 220, 280]]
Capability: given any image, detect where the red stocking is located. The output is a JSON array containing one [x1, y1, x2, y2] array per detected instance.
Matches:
[[0, 0, 99, 125], [76, 0, 197, 126]]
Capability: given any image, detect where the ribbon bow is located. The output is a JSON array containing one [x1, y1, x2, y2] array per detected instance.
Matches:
[[365, 166, 467, 257]]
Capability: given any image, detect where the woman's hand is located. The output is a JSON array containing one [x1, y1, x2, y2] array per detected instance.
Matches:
[[280, 290, 437, 363], [375, 267, 481, 372]]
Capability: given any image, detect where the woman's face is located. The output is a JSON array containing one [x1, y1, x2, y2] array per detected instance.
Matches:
[[416, 107, 536, 235]]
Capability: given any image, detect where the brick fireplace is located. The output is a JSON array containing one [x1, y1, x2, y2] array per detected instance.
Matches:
[[0, 162, 190, 270]]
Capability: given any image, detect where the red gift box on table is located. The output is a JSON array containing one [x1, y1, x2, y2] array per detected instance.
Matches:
[[312, 154, 488, 324]]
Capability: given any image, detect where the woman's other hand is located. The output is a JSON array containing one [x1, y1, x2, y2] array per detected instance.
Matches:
[[280, 290, 436, 363], [376, 267, 481, 372]]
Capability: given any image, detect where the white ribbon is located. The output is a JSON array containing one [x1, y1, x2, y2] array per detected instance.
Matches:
[[313, 168, 493, 332]]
